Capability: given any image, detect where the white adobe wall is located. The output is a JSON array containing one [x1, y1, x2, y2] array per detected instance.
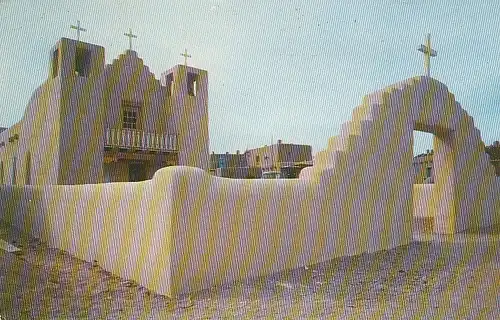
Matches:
[[413, 184, 435, 218], [0, 179, 174, 296], [0, 164, 412, 297]]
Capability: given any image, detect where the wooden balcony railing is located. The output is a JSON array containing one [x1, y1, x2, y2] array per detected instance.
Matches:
[[105, 128, 177, 152]]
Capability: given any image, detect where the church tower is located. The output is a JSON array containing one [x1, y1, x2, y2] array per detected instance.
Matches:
[[50, 38, 105, 79], [49, 38, 107, 184], [161, 64, 209, 171]]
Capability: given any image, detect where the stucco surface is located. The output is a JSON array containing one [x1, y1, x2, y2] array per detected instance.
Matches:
[[0, 180, 173, 295]]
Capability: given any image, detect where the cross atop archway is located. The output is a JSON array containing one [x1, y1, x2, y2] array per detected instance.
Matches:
[[124, 28, 137, 51], [181, 49, 191, 66], [70, 20, 86, 41], [417, 33, 437, 77]]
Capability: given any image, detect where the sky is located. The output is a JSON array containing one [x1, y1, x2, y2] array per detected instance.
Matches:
[[0, 0, 499, 155]]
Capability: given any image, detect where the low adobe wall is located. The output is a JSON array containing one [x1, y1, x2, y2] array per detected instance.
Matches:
[[0, 166, 413, 297], [413, 179, 500, 227], [0, 177, 174, 296], [413, 184, 435, 218], [152, 166, 412, 295]]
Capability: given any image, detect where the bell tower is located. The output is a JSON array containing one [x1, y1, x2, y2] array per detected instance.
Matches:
[[49, 38, 105, 79], [161, 64, 209, 170]]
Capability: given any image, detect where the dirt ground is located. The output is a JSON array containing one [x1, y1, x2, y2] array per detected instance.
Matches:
[[0, 218, 498, 319]]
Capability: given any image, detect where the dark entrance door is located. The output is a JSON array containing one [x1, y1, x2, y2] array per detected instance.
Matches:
[[129, 163, 147, 182]]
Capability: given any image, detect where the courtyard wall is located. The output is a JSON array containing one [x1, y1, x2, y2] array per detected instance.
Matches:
[[0, 165, 414, 296], [0, 178, 174, 296]]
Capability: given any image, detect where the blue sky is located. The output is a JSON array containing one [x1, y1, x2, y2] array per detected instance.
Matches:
[[0, 0, 499, 155]]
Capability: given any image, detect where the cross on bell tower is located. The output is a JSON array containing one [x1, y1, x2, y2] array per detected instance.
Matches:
[[417, 33, 437, 77], [70, 20, 86, 41], [181, 49, 191, 66]]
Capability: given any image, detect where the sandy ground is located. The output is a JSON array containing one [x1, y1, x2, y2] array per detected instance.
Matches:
[[0, 218, 498, 319]]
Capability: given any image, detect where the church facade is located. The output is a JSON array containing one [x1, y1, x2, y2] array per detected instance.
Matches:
[[0, 38, 209, 185]]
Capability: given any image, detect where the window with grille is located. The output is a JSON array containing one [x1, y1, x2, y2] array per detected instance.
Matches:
[[123, 109, 138, 129]]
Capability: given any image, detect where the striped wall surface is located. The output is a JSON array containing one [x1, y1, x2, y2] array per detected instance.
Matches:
[[0, 180, 174, 296], [1, 76, 498, 297]]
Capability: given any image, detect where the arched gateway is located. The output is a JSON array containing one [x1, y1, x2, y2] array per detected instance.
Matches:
[[304, 76, 500, 234]]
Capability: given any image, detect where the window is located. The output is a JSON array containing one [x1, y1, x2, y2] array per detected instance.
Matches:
[[426, 166, 432, 179], [122, 101, 140, 130], [52, 48, 59, 78], [123, 110, 137, 129], [75, 46, 91, 76], [187, 72, 198, 96]]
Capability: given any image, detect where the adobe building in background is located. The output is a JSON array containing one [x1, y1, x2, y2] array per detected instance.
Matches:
[[485, 141, 500, 176], [210, 140, 313, 179], [413, 149, 434, 184], [245, 140, 313, 178], [0, 38, 209, 185]]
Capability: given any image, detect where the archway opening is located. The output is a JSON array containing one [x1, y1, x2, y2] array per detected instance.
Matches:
[[413, 124, 457, 235], [413, 131, 434, 184], [412, 131, 435, 234]]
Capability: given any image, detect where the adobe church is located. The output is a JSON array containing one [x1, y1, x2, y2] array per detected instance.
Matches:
[[0, 37, 209, 185]]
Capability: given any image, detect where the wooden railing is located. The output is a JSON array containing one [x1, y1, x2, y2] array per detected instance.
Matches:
[[105, 128, 177, 152]]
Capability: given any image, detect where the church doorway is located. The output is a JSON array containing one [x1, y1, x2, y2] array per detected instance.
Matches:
[[129, 162, 147, 182]]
